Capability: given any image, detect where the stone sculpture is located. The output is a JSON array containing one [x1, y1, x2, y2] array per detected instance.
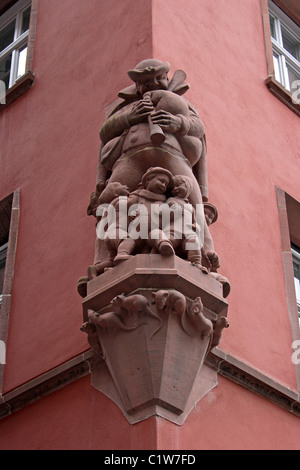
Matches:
[[97, 59, 207, 205], [79, 59, 230, 424], [81, 289, 227, 349], [82, 59, 230, 280]]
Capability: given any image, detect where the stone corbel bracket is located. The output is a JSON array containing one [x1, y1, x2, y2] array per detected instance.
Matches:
[[81, 254, 228, 424]]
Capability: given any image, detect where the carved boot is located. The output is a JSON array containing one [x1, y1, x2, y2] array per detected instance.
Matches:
[[188, 252, 208, 273], [87, 260, 114, 279], [149, 229, 175, 256], [114, 238, 136, 263], [209, 272, 231, 297], [158, 240, 175, 256]]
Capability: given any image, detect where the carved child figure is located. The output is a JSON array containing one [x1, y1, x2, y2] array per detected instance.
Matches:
[[108, 166, 176, 262], [87, 182, 130, 278], [165, 175, 207, 272]]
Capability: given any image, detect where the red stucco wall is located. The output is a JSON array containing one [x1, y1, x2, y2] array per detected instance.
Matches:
[[0, 375, 299, 450]]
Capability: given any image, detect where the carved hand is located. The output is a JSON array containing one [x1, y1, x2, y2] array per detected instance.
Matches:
[[150, 110, 182, 133], [96, 180, 106, 195], [205, 250, 220, 271], [129, 99, 155, 125]]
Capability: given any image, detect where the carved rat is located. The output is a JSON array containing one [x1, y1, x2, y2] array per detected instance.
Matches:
[[187, 296, 213, 339], [80, 321, 102, 353], [87, 309, 146, 333], [211, 316, 229, 349], [111, 293, 162, 335], [151, 290, 191, 336]]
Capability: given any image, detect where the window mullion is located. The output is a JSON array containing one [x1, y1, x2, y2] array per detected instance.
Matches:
[[272, 39, 300, 68], [15, 9, 23, 39], [274, 16, 283, 46], [281, 55, 290, 90], [292, 248, 300, 263], [271, 17, 286, 87], [0, 31, 29, 61]]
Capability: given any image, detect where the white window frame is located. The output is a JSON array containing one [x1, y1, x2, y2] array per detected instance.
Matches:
[[0, 242, 8, 305], [268, 0, 300, 92], [292, 246, 300, 323], [0, 0, 31, 89]]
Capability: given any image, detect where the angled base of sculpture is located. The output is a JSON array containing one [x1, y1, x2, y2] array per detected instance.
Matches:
[[90, 357, 217, 425], [81, 254, 228, 424]]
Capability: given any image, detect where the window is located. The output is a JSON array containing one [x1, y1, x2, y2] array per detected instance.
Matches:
[[0, 191, 19, 391], [292, 245, 300, 323], [269, 0, 300, 92], [261, 0, 300, 116], [0, 193, 13, 309], [0, 0, 37, 110], [0, 242, 8, 307], [276, 188, 300, 388], [0, 0, 31, 90]]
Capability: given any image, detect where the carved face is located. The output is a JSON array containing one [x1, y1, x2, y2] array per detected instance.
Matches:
[[152, 291, 168, 310], [145, 174, 170, 195], [135, 72, 169, 96], [191, 297, 203, 314], [111, 294, 125, 304], [204, 208, 215, 226], [172, 179, 189, 199]]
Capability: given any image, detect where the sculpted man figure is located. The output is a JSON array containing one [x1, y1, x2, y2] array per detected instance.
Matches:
[[97, 59, 208, 209]]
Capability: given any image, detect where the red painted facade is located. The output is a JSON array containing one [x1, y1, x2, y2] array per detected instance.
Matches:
[[0, 0, 299, 449]]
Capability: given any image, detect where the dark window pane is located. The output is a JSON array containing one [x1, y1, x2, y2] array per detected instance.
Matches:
[[0, 19, 16, 53], [269, 15, 276, 39], [286, 63, 300, 90], [0, 252, 7, 296], [293, 261, 300, 278], [0, 53, 12, 90], [21, 6, 31, 34], [282, 26, 300, 61]]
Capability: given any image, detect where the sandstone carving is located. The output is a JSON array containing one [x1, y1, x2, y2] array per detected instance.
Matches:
[[187, 296, 213, 339], [80, 58, 232, 290], [79, 59, 230, 423], [151, 289, 187, 335], [80, 321, 102, 354], [82, 290, 227, 344], [211, 316, 229, 349], [87, 309, 146, 335], [111, 292, 162, 327]]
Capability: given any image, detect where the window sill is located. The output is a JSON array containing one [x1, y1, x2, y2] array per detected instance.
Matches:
[[0, 71, 34, 111], [265, 76, 300, 117]]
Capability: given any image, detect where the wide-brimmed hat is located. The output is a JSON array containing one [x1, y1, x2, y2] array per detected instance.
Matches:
[[141, 167, 173, 188], [204, 202, 218, 224], [128, 59, 170, 81]]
